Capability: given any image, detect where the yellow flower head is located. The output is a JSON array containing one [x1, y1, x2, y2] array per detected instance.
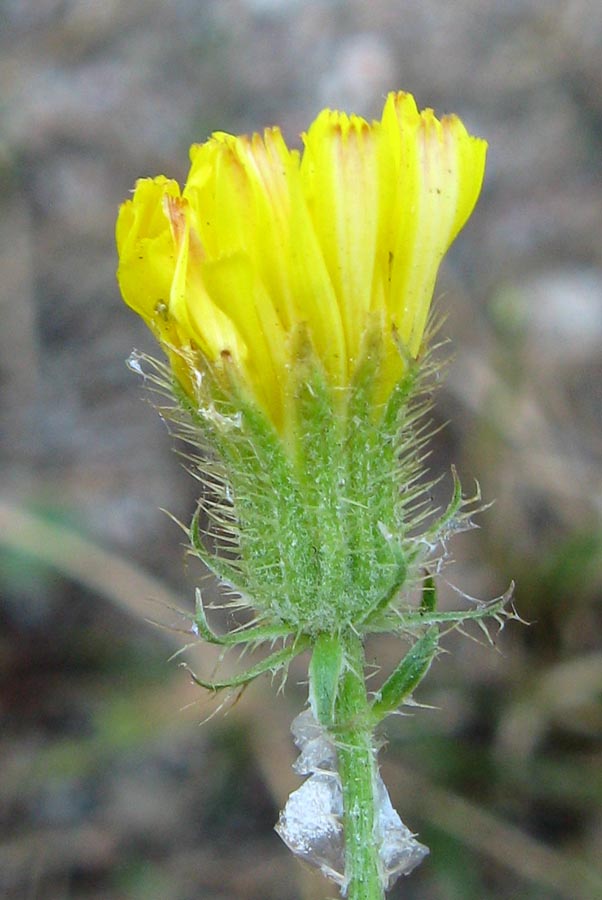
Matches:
[[116, 92, 486, 431]]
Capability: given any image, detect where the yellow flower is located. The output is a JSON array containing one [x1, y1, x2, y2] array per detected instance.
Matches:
[[116, 91, 486, 431]]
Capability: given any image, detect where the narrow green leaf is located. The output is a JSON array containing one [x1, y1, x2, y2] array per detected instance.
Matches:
[[422, 465, 478, 543], [182, 637, 310, 692], [365, 591, 514, 635], [193, 587, 224, 644], [370, 627, 438, 722], [189, 507, 250, 595], [309, 632, 344, 726], [193, 589, 293, 647]]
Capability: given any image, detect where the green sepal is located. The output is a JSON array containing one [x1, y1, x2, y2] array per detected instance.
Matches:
[[215, 354, 320, 626], [337, 326, 414, 623], [379, 353, 420, 437], [181, 636, 310, 692], [426, 464, 463, 538], [161, 328, 451, 635], [309, 632, 345, 727], [193, 588, 293, 647], [357, 554, 408, 627], [286, 328, 347, 603], [369, 626, 439, 723], [189, 507, 251, 596], [421, 465, 483, 546]]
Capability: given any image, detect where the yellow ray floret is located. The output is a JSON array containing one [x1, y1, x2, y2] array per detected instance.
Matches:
[[116, 91, 487, 431]]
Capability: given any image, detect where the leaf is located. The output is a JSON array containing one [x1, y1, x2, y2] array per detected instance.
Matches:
[[193, 588, 293, 646], [188, 506, 250, 596], [309, 632, 344, 726], [370, 627, 439, 722], [181, 636, 310, 692]]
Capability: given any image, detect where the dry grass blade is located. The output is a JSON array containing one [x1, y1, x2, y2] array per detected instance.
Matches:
[[381, 759, 602, 900], [0, 497, 184, 646]]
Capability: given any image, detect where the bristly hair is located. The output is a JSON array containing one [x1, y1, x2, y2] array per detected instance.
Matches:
[[124, 307, 515, 709], [124, 298, 495, 646]]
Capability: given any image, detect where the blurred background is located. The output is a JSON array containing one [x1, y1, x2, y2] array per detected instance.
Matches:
[[1, 1, 601, 898]]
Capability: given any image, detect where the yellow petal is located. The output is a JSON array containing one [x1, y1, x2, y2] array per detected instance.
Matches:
[[301, 111, 381, 367], [185, 135, 254, 260], [246, 127, 348, 384], [186, 127, 347, 387], [200, 252, 287, 420], [162, 193, 248, 368], [212, 129, 297, 330], [116, 176, 181, 330], [116, 178, 204, 395], [286, 161, 347, 384], [116, 91, 487, 433], [184, 131, 291, 349], [381, 92, 487, 356]]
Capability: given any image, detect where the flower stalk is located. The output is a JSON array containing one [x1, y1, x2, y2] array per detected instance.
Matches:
[[331, 632, 382, 900]]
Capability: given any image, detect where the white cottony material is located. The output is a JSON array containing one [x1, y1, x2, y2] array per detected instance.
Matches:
[[276, 772, 347, 887], [373, 775, 430, 890], [126, 349, 146, 377], [275, 710, 429, 892], [291, 707, 338, 776]]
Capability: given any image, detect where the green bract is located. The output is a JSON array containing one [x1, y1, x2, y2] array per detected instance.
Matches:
[[183, 329, 441, 635], [129, 326, 512, 708]]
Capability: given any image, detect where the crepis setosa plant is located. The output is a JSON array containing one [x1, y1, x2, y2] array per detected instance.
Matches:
[[116, 91, 514, 900]]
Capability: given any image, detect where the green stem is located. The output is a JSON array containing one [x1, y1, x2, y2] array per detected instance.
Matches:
[[335, 631, 383, 900]]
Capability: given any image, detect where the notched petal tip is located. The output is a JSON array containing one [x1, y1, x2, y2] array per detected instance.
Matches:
[[117, 87, 488, 432], [382, 90, 420, 126], [302, 108, 373, 148]]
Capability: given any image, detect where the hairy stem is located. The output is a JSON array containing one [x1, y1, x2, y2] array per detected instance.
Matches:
[[335, 631, 383, 900]]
